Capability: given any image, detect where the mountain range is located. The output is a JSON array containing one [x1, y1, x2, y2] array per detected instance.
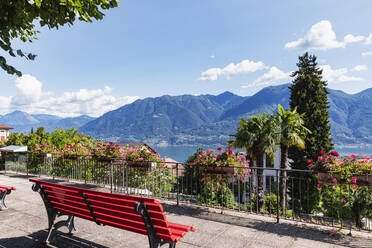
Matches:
[[80, 84, 372, 147], [1, 84, 371, 147], [0, 111, 95, 133]]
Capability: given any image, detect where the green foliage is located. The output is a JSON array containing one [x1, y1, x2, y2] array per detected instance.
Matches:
[[289, 52, 333, 167], [288, 52, 333, 212], [320, 184, 372, 228], [0, 0, 119, 76], [5, 127, 95, 150], [198, 181, 237, 208]]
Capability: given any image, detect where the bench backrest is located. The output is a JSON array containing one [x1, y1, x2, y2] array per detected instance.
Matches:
[[29, 179, 177, 242]]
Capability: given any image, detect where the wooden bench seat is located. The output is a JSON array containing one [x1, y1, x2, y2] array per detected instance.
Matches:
[[0, 185, 16, 210], [30, 179, 195, 247]]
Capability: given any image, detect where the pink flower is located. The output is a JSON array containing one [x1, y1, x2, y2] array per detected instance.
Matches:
[[217, 147, 223, 151], [319, 151, 325, 155], [332, 178, 337, 184], [351, 177, 357, 184], [341, 198, 346, 203], [317, 184, 322, 189], [307, 159, 313, 165], [330, 151, 339, 157]]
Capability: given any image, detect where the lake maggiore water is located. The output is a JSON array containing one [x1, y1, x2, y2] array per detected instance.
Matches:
[[153, 145, 372, 163]]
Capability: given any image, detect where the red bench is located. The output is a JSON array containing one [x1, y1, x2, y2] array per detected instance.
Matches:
[[0, 186, 16, 210], [30, 179, 195, 247]]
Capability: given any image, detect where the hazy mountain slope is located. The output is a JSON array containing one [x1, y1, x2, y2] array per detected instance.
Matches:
[[0, 112, 95, 133]]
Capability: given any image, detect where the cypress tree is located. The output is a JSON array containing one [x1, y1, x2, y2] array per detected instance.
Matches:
[[288, 52, 333, 213]]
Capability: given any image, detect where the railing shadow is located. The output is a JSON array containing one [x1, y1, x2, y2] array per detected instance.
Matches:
[[161, 203, 372, 248]]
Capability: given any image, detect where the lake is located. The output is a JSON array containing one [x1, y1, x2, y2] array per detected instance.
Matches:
[[153, 145, 372, 163]]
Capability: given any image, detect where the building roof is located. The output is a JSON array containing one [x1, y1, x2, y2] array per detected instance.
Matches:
[[0, 146, 28, 152], [0, 125, 13, 130], [115, 142, 157, 154]]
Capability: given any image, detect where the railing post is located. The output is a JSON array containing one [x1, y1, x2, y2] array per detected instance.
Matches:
[[176, 163, 179, 206], [276, 169, 280, 224], [110, 160, 113, 193], [84, 159, 87, 185], [52, 155, 55, 180]]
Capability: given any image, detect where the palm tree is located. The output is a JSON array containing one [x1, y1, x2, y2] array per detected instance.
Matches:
[[274, 104, 310, 213], [230, 113, 277, 213]]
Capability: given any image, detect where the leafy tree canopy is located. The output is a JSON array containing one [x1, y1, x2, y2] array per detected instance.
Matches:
[[0, 0, 119, 76]]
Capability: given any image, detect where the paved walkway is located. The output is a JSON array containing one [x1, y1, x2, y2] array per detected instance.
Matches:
[[0, 174, 371, 248]]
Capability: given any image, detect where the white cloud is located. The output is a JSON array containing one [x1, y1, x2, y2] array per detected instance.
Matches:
[[0, 75, 139, 117], [364, 33, 372, 44], [210, 55, 215, 59], [242, 67, 291, 88], [352, 65, 368, 72], [320, 65, 363, 83], [199, 59, 266, 81], [362, 51, 372, 56], [12, 74, 43, 105], [285, 20, 365, 51]]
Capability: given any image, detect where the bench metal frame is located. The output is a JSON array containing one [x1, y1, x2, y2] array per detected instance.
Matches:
[[0, 188, 14, 210]]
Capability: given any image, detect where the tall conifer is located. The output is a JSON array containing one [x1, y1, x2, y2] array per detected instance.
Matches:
[[288, 52, 333, 212]]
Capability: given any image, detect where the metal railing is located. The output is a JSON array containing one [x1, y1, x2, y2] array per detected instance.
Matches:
[[3, 153, 372, 234]]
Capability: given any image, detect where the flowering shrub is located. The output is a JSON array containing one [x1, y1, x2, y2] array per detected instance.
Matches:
[[125, 147, 162, 162], [60, 142, 91, 158], [187, 146, 250, 174], [183, 146, 251, 208], [32, 143, 59, 156], [308, 151, 372, 228], [308, 151, 372, 183], [92, 142, 126, 160]]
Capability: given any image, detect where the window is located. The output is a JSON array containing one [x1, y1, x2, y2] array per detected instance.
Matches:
[[265, 154, 274, 168]]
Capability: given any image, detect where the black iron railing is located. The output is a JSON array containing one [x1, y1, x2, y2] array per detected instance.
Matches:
[[3, 153, 372, 233]]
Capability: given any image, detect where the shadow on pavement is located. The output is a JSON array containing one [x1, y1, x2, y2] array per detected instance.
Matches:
[[0, 229, 109, 248], [162, 203, 372, 248]]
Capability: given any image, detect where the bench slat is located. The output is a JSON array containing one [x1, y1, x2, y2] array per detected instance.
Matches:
[[97, 218, 179, 242], [87, 197, 167, 221], [168, 222, 196, 232], [88, 202, 169, 228]]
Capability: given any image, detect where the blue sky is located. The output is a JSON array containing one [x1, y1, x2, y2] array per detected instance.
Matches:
[[1, 0, 372, 117]]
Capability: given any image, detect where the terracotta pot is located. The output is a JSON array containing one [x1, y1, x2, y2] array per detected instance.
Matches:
[[198, 166, 237, 176], [317, 172, 340, 184], [126, 161, 153, 168], [95, 157, 112, 162], [355, 175, 372, 186]]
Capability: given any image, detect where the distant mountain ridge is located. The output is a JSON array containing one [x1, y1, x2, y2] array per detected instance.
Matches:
[[80, 84, 372, 147], [0, 111, 95, 133]]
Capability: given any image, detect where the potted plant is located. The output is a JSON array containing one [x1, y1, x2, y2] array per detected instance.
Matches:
[[187, 146, 250, 176], [125, 147, 163, 168], [308, 151, 372, 186]]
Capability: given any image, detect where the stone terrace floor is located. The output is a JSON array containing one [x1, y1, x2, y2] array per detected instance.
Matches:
[[0, 173, 371, 248]]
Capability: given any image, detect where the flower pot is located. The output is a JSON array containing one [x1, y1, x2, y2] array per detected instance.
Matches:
[[126, 161, 153, 168], [355, 175, 372, 186], [317, 172, 340, 184], [63, 154, 80, 160], [198, 166, 237, 176], [95, 157, 112, 162]]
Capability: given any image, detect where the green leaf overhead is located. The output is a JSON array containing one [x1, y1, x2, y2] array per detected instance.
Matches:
[[0, 0, 119, 76]]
